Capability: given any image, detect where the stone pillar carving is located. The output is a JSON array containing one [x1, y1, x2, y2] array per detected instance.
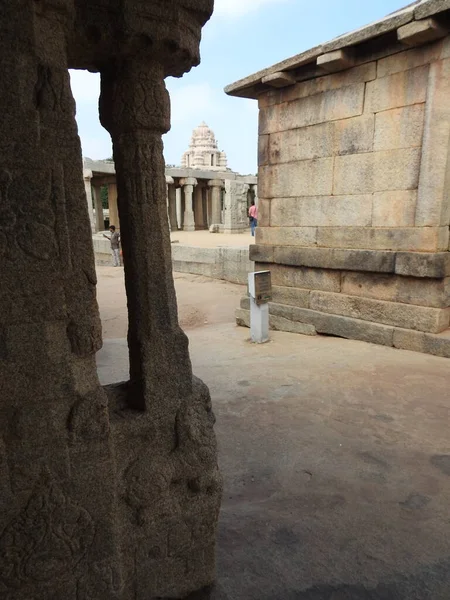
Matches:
[[194, 184, 205, 229], [83, 169, 96, 232], [93, 184, 105, 232], [209, 179, 223, 226], [181, 177, 197, 231], [107, 181, 120, 229], [176, 186, 183, 229]]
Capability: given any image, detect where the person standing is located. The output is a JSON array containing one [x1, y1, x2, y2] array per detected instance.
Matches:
[[103, 225, 121, 266], [248, 200, 258, 237]]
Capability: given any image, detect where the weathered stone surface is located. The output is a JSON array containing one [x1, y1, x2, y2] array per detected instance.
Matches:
[[393, 327, 450, 358], [415, 0, 450, 20], [398, 17, 448, 46], [373, 105, 425, 151], [334, 115, 375, 155], [310, 290, 449, 333], [257, 198, 271, 227], [365, 65, 429, 113], [341, 272, 449, 308], [372, 191, 417, 227], [395, 251, 450, 277], [255, 226, 317, 247], [317, 49, 355, 72], [272, 285, 311, 308], [273, 246, 396, 272], [268, 302, 395, 346], [333, 148, 421, 195], [415, 58, 450, 226], [269, 122, 334, 163], [377, 40, 443, 77], [258, 134, 270, 166], [317, 226, 449, 251], [259, 83, 365, 134], [249, 244, 274, 263], [270, 195, 373, 227], [275, 62, 377, 106], [259, 158, 333, 197], [259, 263, 341, 292], [0, 2, 221, 600]]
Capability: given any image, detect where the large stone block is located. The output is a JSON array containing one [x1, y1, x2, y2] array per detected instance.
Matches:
[[255, 226, 317, 247], [341, 271, 449, 308], [373, 104, 425, 151], [334, 114, 375, 155], [270, 195, 373, 227], [377, 41, 442, 78], [372, 191, 417, 227], [268, 302, 395, 346], [365, 65, 429, 113], [310, 290, 450, 333], [415, 58, 450, 226], [273, 245, 396, 273], [333, 148, 421, 195], [278, 62, 377, 105], [259, 158, 334, 197], [272, 285, 311, 308], [268, 122, 334, 163], [393, 327, 450, 358], [259, 83, 365, 134], [257, 198, 271, 227], [317, 226, 449, 251], [260, 263, 341, 292], [395, 251, 450, 278], [415, 0, 450, 20], [249, 244, 273, 263], [258, 134, 270, 166]]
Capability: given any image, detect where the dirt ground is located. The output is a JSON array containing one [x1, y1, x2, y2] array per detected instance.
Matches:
[[96, 267, 450, 599], [96, 267, 244, 337]]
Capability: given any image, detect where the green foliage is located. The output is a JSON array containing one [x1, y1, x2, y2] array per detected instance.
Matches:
[[100, 185, 108, 209]]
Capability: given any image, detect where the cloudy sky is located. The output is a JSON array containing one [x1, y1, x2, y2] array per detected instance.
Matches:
[[70, 0, 412, 175]]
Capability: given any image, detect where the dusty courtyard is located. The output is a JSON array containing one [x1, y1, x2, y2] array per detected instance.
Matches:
[[96, 267, 450, 599]]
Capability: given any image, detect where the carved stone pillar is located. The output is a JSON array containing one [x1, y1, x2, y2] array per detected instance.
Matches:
[[209, 179, 223, 225], [181, 177, 197, 231], [83, 169, 96, 232], [92, 184, 105, 232], [107, 181, 120, 230]]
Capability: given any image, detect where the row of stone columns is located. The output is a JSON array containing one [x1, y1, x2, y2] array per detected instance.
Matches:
[[83, 169, 120, 233], [165, 176, 225, 232]]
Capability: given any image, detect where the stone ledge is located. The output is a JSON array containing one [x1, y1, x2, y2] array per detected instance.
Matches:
[[249, 244, 450, 279], [236, 301, 450, 357]]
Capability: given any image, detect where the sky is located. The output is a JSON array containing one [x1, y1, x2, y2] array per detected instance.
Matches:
[[70, 0, 413, 175]]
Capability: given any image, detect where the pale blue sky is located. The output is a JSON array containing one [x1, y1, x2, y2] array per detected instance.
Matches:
[[70, 0, 411, 175]]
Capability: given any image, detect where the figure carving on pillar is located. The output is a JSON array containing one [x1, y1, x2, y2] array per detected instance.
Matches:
[[0, 1, 221, 599]]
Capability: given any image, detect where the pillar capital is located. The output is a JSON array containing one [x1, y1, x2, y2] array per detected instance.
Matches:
[[83, 168, 93, 180], [208, 178, 224, 187], [166, 175, 175, 185], [180, 177, 198, 187]]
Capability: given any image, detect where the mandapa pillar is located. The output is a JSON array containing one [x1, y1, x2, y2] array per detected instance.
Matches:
[[181, 177, 197, 231], [209, 179, 224, 226], [83, 169, 96, 232], [166, 175, 176, 231], [107, 181, 120, 230], [92, 184, 105, 232]]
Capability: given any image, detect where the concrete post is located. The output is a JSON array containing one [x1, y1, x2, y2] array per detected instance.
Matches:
[[180, 177, 197, 231], [108, 182, 120, 229], [83, 169, 96, 233], [208, 179, 223, 226], [93, 185, 105, 232]]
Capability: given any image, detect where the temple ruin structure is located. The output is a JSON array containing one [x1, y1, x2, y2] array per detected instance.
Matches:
[[228, 0, 450, 358], [0, 1, 222, 599], [84, 123, 257, 238]]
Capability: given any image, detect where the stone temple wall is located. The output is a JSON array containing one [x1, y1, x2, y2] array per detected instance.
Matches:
[[237, 27, 450, 357], [0, 1, 221, 599]]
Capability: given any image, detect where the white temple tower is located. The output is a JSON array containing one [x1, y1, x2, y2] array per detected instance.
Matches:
[[181, 122, 228, 171]]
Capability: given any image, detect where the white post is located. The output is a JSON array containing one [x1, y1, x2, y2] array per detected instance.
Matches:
[[248, 271, 271, 344]]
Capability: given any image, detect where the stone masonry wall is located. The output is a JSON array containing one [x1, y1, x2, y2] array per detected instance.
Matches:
[[239, 34, 450, 357]]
